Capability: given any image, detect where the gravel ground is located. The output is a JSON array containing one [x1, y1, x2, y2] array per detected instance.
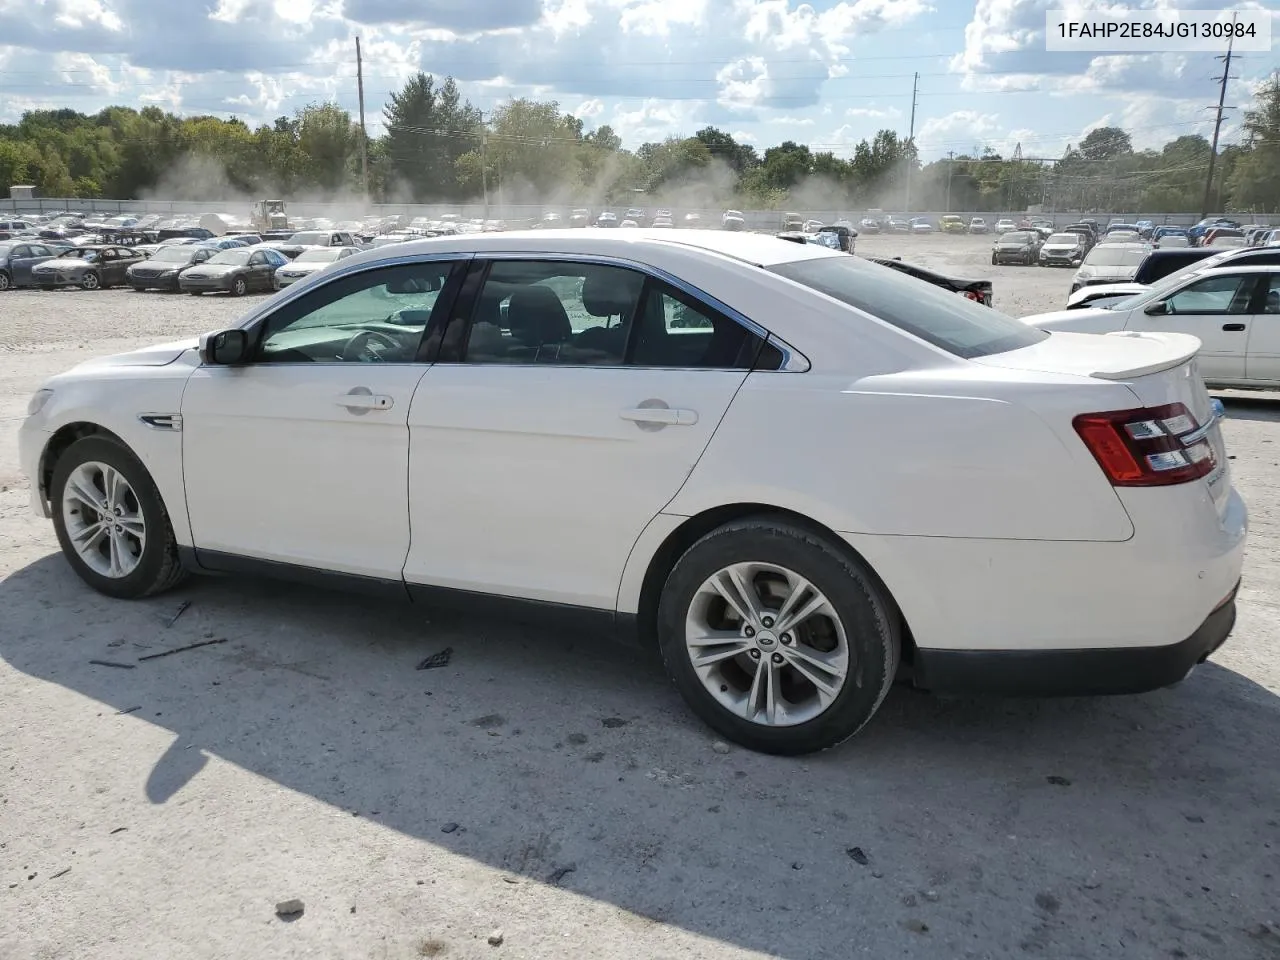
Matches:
[[1, 233, 1278, 960]]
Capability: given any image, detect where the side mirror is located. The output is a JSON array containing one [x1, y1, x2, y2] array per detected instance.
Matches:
[[1144, 301, 1168, 316], [200, 329, 251, 365]]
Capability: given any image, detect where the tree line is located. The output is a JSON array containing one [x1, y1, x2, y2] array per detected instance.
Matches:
[[1, 73, 1277, 214]]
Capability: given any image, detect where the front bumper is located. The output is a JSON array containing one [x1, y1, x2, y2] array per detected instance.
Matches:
[[275, 273, 310, 286], [33, 273, 88, 288], [130, 273, 180, 290], [18, 419, 50, 518], [912, 584, 1239, 696], [180, 277, 233, 292]]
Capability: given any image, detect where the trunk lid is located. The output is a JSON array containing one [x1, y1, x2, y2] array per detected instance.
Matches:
[[974, 331, 1231, 513]]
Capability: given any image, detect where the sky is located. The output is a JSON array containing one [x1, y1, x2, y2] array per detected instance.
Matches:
[[0, 0, 1276, 161]]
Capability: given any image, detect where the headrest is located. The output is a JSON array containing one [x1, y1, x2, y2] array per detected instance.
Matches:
[[507, 285, 572, 346], [582, 268, 643, 317]]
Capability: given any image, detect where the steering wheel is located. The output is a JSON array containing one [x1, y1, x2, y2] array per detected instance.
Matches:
[[341, 329, 401, 362]]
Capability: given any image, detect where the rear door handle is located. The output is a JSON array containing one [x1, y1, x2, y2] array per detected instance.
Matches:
[[335, 392, 394, 411], [620, 407, 698, 426], [1222, 323, 1247, 332]]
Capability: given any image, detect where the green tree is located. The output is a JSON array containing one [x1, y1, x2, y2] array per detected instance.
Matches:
[[382, 73, 481, 201]]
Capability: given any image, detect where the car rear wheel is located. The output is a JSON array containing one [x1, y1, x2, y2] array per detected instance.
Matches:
[[657, 518, 900, 755], [80, 272, 101, 290], [231, 277, 247, 297], [50, 436, 188, 599]]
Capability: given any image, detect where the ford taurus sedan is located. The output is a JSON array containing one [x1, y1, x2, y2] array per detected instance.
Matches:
[[19, 230, 1246, 755], [127, 244, 217, 291], [179, 247, 290, 296], [0, 240, 60, 289]]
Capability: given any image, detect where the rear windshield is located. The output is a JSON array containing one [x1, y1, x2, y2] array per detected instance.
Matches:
[[769, 255, 1047, 359], [1085, 245, 1148, 266]]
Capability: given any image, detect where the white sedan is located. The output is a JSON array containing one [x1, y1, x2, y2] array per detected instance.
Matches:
[[19, 230, 1247, 754], [274, 245, 361, 286], [1024, 264, 1280, 388]]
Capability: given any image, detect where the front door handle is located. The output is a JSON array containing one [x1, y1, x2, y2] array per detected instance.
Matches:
[[620, 406, 698, 426], [1222, 323, 1246, 332], [335, 392, 394, 411]]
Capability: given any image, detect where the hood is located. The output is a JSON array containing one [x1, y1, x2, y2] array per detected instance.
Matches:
[[1066, 282, 1147, 306], [1018, 307, 1120, 334], [279, 262, 326, 274], [997, 238, 1032, 246], [74, 338, 199, 369], [1042, 241, 1080, 251], [35, 259, 92, 271], [184, 263, 242, 276]]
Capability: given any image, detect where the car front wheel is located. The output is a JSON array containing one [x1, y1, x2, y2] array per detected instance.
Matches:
[[657, 518, 900, 755], [80, 272, 101, 290], [231, 277, 247, 296], [50, 436, 188, 599]]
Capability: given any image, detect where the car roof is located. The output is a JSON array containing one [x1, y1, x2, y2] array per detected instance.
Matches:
[[1196, 265, 1279, 275], [337, 228, 838, 269]]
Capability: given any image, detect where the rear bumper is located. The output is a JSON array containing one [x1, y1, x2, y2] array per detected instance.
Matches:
[[912, 584, 1239, 696]]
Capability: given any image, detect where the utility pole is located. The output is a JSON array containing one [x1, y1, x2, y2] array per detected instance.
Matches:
[[904, 71, 919, 213], [1200, 22, 1237, 219], [480, 122, 489, 222], [945, 150, 954, 212], [355, 36, 370, 205]]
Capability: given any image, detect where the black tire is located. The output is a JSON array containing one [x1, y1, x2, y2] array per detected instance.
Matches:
[[49, 436, 188, 600], [132, 284, 146, 292], [0, 270, 11, 291], [656, 518, 900, 756], [231, 277, 247, 297], [80, 272, 101, 291]]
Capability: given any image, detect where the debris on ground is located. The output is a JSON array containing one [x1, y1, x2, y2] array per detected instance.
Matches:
[[109, 827, 127, 835], [548, 864, 576, 886], [711, 741, 730, 754], [846, 847, 870, 865], [416, 647, 453, 670], [163, 600, 191, 627], [115, 706, 141, 716], [902, 919, 929, 935], [470, 714, 505, 729], [50, 867, 70, 879], [88, 659, 134, 669], [487, 928, 504, 947], [1046, 775, 1072, 786], [441, 822, 459, 834], [566, 733, 588, 745], [601, 717, 628, 728], [137, 638, 227, 662], [275, 898, 305, 919]]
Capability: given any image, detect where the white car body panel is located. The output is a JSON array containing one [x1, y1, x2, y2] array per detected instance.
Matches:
[[404, 366, 747, 608], [19, 230, 1248, 672]]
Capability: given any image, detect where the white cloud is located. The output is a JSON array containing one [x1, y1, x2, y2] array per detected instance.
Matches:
[[845, 105, 900, 119], [574, 97, 605, 119]]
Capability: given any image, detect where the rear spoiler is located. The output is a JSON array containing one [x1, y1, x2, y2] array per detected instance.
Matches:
[[1088, 331, 1201, 380]]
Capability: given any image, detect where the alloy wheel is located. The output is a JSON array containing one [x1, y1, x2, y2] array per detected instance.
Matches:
[[684, 561, 850, 727], [61, 461, 146, 579]]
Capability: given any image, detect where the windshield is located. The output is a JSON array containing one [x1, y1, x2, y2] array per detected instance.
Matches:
[[295, 248, 344, 263], [1084, 246, 1147, 267], [769, 255, 1046, 359], [1000, 232, 1034, 243], [151, 246, 198, 263], [1047, 233, 1080, 244], [287, 232, 329, 246], [208, 249, 252, 265]]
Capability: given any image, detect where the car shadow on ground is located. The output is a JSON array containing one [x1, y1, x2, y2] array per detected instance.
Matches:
[[2, 555, 1279, 958]]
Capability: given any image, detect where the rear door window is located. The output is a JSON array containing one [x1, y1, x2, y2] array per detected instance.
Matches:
[[769, 254, 1047, 359]]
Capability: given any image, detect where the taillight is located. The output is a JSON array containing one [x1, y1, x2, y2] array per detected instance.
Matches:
[[1073, 403, 1216, 486], [962, 290, 983, 302]]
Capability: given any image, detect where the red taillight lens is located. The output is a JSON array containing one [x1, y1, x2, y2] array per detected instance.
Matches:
[[962, 290, 983, 302], [1073, 403, 1216, 487]]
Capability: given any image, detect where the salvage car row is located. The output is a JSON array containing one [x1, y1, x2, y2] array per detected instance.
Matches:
[[0, 236, 364, 295]]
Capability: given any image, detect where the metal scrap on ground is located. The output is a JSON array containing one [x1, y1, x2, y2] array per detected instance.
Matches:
[[416, 646, 453, 670], [137, 637, 227, 661]]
